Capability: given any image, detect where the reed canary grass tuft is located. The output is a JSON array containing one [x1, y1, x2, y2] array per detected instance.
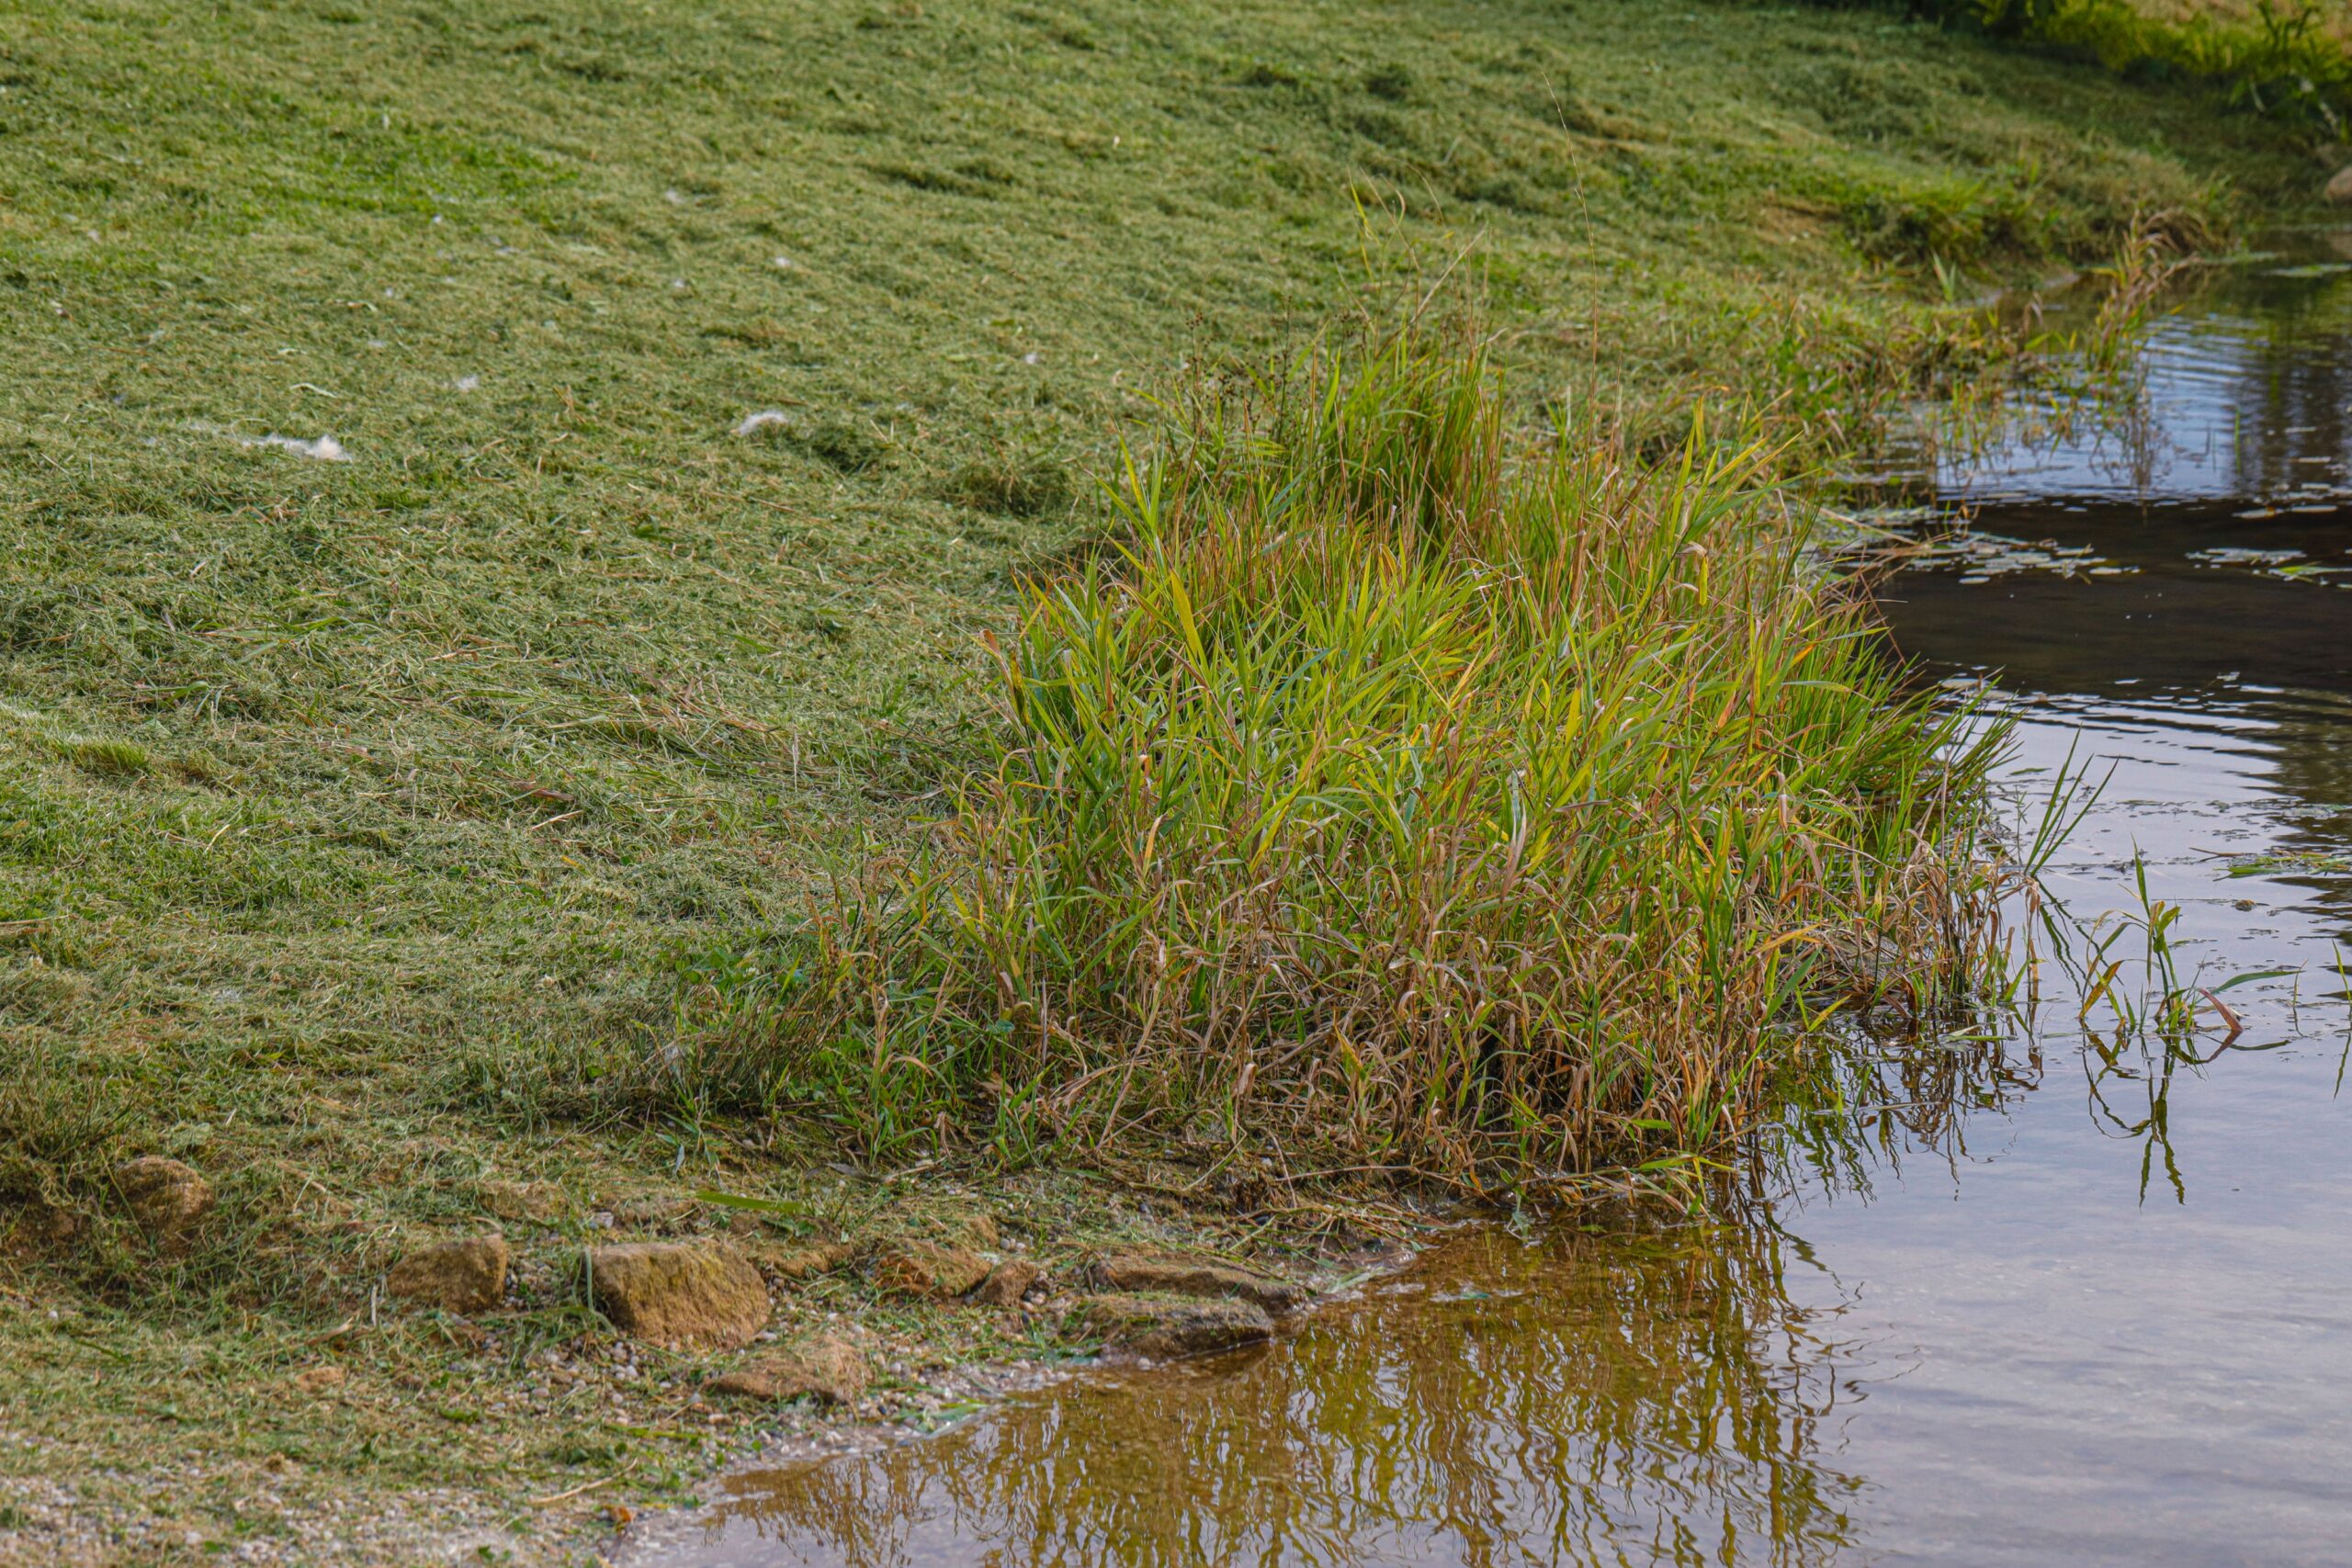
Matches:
[[688, 336, 2004, 1183]]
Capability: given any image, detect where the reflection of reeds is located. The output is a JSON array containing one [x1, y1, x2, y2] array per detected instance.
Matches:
[[2028, 850, 2301, 1201], [1804, 743, 2325, 1203], [705, 1215, 1863, 1568], [1765, 1016, 2040, 1203], [1736, 725, 2336, 1208], [2078, 218, 2193, 383], [1905, 216, 2205, 494]]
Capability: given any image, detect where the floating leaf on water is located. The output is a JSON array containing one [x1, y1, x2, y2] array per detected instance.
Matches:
[[1894, 526, 2132, 582], [2188, 546, 2350, 585], [2224, 851, 2352, 879], [2190, 547, 2304, 567]]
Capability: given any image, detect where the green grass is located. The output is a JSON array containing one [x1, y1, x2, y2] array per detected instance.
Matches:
[[0, 0, 2330, 1551], [690, 336, 2004, 1183], [1842, 0, 2352, 137]]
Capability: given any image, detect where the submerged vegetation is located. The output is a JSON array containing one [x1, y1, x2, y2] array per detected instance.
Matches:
[[679, 340, 2005, 1184]]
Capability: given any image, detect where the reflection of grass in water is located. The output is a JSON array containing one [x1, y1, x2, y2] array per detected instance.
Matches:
[[1768, 1016, 2037, 1202], [718, 1216, 1861, 1568], [1774, 869, 2292, 1207], [2004, 770, 2306, 1201], [1761, 753, 2343, 1207], [1912, 218, 2211, 485]]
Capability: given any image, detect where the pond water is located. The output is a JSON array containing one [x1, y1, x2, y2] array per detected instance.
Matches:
[[639, 239, 2352, 1567]]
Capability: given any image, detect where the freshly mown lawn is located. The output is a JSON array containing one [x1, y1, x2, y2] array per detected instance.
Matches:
[[0, 0, 2323, 1559]]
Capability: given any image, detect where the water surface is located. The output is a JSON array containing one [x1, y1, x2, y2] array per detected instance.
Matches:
[[641, 239, 2352, 1568]]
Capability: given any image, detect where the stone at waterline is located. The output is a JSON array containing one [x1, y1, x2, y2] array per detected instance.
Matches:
[[705, 1333, 869, 1405], [587, 1241, 769, 1349], [2327, 165, 2352, 206], [1096, 1252, 1308, 1314], [387, 1234, 509, 1314], [1070, 1292, 1274, 1359], [971, 1258, 1041, 1309], [870, 1239, 991, 1301], [114, 1156, 213, 1255]]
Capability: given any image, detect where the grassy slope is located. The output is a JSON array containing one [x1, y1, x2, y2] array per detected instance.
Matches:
[[0, 0, 2323, 1559]]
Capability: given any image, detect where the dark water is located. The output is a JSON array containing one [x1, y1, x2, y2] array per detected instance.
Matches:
[[639, 242, 2352, 1567]]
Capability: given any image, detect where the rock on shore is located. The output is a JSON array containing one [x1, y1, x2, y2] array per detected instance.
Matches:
[[705, 1333, 870, 1404], [587, 1242, 769, 1349], [1070, 1292, 1274, 1359], [1097, 1252, 1308, 1314], [387, 1235, 509, 1314]]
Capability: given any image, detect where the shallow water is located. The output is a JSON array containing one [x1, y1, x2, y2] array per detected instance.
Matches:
[[644, 242, 2352, 1567]]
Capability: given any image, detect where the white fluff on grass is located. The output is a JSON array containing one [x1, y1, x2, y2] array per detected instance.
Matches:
[[188, 421, 349, 461], [734, 411, 793, 436]]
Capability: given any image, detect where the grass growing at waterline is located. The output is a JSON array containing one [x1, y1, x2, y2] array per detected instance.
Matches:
[[683, 340, 2006, 1185], [0, 0, 2329, 1549]]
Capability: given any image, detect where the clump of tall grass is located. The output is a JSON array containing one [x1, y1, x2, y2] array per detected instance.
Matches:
[[684, 337, 2003, 1185]]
